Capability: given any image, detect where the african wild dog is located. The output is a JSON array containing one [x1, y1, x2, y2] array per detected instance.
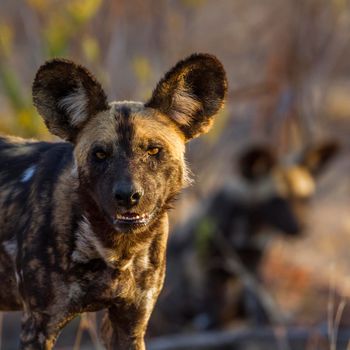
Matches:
[[0, 54, 227, 349], [150, 141, 338, 334]]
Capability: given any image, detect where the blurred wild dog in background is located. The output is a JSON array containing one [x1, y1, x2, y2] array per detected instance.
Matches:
[[149, 141, 339, 335], [0, 54, 227, 349]]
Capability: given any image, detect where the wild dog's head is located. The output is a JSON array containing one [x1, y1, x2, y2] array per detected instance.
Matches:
[[238, 142, 339, 235], [32, 54, 227, 233]]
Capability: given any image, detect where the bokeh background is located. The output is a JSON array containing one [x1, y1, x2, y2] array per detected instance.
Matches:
[[0, 0, 349, 349]]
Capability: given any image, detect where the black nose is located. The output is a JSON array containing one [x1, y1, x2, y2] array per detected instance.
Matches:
[[114, 183, 143, 207]]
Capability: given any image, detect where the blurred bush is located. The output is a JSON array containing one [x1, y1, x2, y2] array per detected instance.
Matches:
[[0, 0, 349, 343], [0, 0, 103, 138]]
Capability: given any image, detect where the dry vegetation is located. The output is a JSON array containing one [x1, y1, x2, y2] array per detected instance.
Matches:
[[0, 0, 349, 349]]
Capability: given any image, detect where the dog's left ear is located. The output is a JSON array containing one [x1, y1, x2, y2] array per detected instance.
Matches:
[[146, 53, 227, 141], [238, 145, 276, 181], [32, 59, 108, 142], [301, 140, 340, 176]]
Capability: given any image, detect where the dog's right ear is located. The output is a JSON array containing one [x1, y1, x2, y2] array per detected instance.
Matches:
[[32, 59, 108, 142], [238, 146, 276, 181], [146, 53, 227, 141], [300, 140, 340, 176]]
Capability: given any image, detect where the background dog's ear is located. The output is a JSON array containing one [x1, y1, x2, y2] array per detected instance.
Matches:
[[145, 53, 227, 141], [238, 146, 276, 181], [32, 59, 108, 142], [300, 140, 340, 176]]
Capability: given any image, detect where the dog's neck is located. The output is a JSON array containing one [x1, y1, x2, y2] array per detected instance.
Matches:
[[72, 212, 169, 270]]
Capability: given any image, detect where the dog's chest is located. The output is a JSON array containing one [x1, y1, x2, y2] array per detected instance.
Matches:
[[65, 254, 154, 312], [63, 218, 159, 311]]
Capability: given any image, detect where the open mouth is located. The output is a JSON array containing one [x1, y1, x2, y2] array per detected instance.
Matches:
[[113, 211, 154, 227]]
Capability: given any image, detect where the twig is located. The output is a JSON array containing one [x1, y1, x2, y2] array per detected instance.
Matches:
[[85, 313, 103, 350], [0, 312, 3, 350], [73, 313, 103, 350], [73, 314, 88, 350], [327, 264, 347, 350], [328, 269, 336, 347], [330, 298, 347, 350]]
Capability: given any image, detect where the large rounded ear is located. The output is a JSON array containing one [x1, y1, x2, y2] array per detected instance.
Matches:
[[32, 59, 108, 142], [300, 140, 340, 176], [145, 53, 227, 141], [238, 145, 276, 181]]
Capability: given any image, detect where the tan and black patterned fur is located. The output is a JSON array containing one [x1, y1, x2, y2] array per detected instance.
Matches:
[[0, 54, 227, 349]]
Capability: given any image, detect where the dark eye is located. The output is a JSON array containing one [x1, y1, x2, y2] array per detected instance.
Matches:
[[147, 147, 161, 156], [95, 150, 108, 160]]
